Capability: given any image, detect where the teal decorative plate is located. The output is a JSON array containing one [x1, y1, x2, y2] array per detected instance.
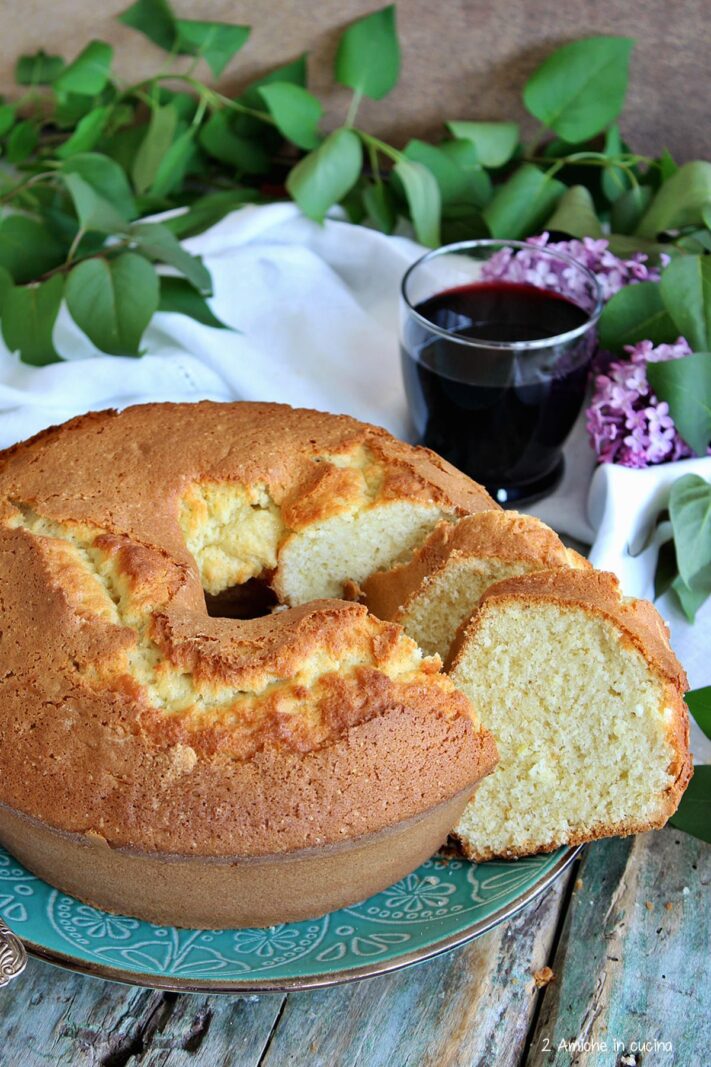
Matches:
[[0, 844, 579, 991]]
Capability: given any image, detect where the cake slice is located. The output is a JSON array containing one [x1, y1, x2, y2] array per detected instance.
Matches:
[[448, 569, 692, 860], [362, 510, 587, 659]]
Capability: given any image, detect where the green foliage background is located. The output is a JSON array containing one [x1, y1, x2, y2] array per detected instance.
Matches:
[[0, 0, 708, 367]]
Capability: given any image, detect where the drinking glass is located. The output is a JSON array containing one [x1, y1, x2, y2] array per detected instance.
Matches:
[[400, 239, 603, 504]]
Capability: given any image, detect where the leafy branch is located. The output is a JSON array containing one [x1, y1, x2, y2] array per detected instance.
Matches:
[[669, 686, 711, 844], [0, 0, 708, 364]]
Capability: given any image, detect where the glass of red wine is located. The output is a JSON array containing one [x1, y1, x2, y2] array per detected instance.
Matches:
[[400, 239, 603, 504]]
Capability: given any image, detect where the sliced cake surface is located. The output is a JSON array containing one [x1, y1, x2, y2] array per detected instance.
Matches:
[[362, 510, 587, 659], [448, 568, 691, 861]]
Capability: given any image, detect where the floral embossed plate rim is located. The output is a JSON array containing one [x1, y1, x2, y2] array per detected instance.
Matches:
[[0, 844, 580, 992]]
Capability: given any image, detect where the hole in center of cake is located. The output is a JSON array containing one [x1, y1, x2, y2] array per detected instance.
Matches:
[[203, 577, 279, 620]]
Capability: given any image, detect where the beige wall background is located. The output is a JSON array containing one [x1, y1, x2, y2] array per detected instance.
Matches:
[[1, 1, 707, 160]]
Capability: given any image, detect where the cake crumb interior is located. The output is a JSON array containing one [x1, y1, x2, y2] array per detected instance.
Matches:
[[451, 601, 677, 858], [401, 558, 531, 658], [178, 447, 447, 605]]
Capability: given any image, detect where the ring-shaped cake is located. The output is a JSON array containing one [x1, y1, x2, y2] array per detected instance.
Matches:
[[0, 402, 499, 926]]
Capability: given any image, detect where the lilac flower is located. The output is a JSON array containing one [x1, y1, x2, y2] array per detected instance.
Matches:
[[586, 337, 706, 467], [481, 232, 667, 305]]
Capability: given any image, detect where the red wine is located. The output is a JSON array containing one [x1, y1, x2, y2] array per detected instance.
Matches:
[[401, 281, 595, 503]]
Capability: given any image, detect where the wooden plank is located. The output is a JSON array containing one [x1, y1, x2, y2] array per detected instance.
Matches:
[[259, 869, 573, 1067], [525, 828, 710, 1066], [0, 957, 283, 1067], [128, 993, 286, 1067], [0, 957, 170, 1066]]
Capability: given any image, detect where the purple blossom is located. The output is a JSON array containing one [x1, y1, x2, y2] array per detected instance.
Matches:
[[586, 337, 706, 467], [480, 232, 667, 305]]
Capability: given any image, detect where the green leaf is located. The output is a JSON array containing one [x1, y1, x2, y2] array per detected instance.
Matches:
[[0, 275, 64, 365], [668, 475, 711, 589], [118, 0, 176, 50], [440, 204, 488, 244], [672, 573, 710, 622], [175, 20, 250, 77], [648, 356, 711, 458], [363, 182, 396, 234], [61, 172, 130, 234], [658, 149, 678, 182], [15, 50, 65, 85], [393, 159, 441, 247], [258, 83, 322, 150], [659, 255, 711, 352], [0, 216, 66, 283], [523, 36, 634, 143], [102, 124, 145, 172], [610, 185, 653, 234], [155, 89, 196, 123], [445, 121, 519, 168], [669, 765, 711, 843], [541, 136, 582, 160], [132, 104, 178, 194], [637, 161, 711, 237], [654, 536, 678, 600], [686, 687, 711, 741], [601, 123, 631, 202], [149, 129, 198, 199], [545, 184, 602, 238], [335, 4, 400, 100], [65, 253, 159, 355], [403, 140, 472, 205], [286, 129, 362, 223], [41, 206, 96, 253], [198, 111, 268, 173], [61, 153, 137, 220], [53, 90, 98, 129], [0, 105, 16, 138], [598, 281, 677, 352], [483, 163, 565, 239], [56, 106, 111, 158], [404, 139, 494, 211], [107, 103, 136, 134], [0, 266, 12, 308], [341, 182, 366, 225], [129, 221, 212, 295], [437, 140, 493, 207], [164, 189, 261, 239], [233, 56, 307, 139], [601, 163, 631, 204], [158, 276, 230, 329], [54, 41, 113, 96], [678, 230, 711, 255], [238, 55, 307, 111], [6, 121, 38, 164], [55, 105, 111, 158]]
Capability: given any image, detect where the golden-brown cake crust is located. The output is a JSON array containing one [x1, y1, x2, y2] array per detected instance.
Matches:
[[450, 567, 688, 690], [448, 568, 692, 861], [0, 402, 496, 535], [0, 401, 498, 860]]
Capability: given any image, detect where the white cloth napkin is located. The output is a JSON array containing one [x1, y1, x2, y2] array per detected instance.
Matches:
[[0, 202, 708, 752]]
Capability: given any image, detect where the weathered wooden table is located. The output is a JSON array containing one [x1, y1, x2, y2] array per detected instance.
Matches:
[[1, 826, 707, 1066]]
